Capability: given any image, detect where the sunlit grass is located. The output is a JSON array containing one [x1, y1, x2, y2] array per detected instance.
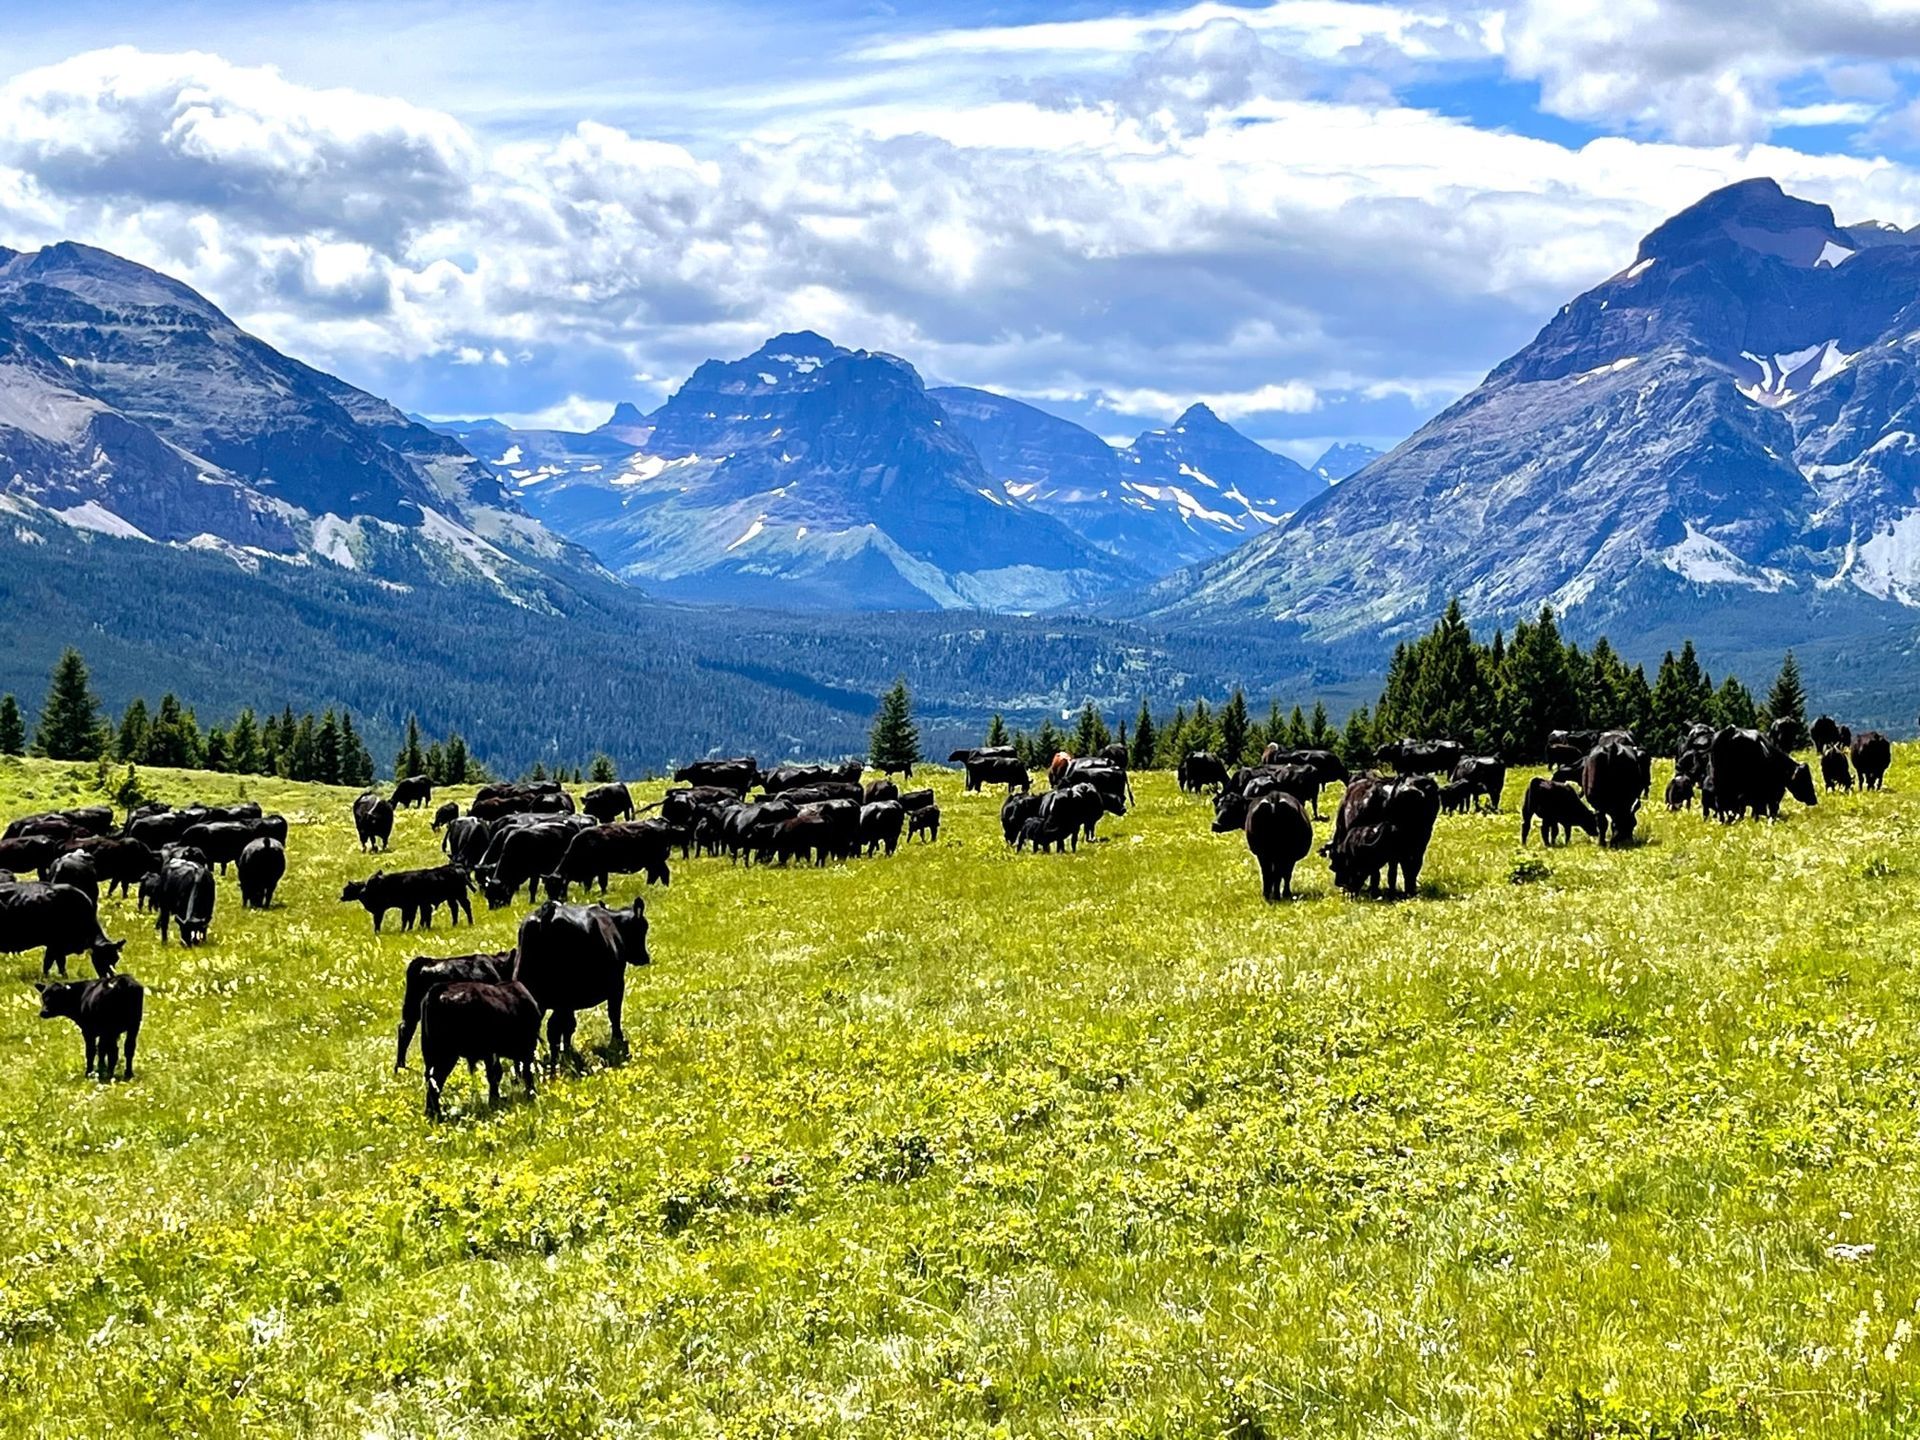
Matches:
[[2, 750, 1919, 1436]]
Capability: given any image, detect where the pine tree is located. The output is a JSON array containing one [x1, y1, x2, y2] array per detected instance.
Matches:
[[1185, 700, 1216, 758], [316, 710, 343, 785], [869, 678, 922, 775], [115, 699, 152, 763], [1308, 700, 1333, 749], [424, 741, 448, 786], [1285, 704, 1310, 751], [1130, 700, 1157, 770], [338, 712, 373, 787], [1219, 689, 1251, 765], [228, 708, 262, 774], [144, 693, 202, 769], [1338, 705, 1375, 769], [33, 649, 105, 760], [588, 753, 618, 783], [1649, 641, 1713, 755], [0, 694, 24, 756], [1497, 607, 1578, 761], [1763, 650, 1808, 748], [395, 714, 426, 781], [1071, 701, 1110, 756], [985, 713, 1009, 748], [1155, 705, 1187, 768], [443, 733, 471, 785], [529, 760, 549, 783], [1034, 717, 1065, 762], [1712, 675, 1759, 731], [204, 727, 230, 772]]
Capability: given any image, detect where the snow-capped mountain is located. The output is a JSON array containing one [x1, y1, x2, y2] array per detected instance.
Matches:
[[497, 333, 1141, 611], [1136, 179, 1920, 646], [1312, 443, 1384, 482], [0, 242, 595, 606], [931, 388, 1324, 571]]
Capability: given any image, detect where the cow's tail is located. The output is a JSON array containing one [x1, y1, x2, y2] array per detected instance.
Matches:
[[1520, 796, 1534, 845]]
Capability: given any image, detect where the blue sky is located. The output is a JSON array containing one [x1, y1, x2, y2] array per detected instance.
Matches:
[[5, 0, 1920, 461]]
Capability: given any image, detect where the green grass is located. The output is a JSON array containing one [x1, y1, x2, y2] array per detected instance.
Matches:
[[3, 751, 1920, 1437]]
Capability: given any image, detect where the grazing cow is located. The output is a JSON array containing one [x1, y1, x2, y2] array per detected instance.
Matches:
[[6, 805, 113, 841], [237, 837, 286, 909], [760, 762, 863, 795], [771, 782, 864, 807], [0, 834, 66, 875], [1450, 757, 1507, 812], [0, 881, 125, 976], [863, 779, 899, 805], [1520, 778, 1601, 845], [1001, 792, 1042, 846], [1581, 739, 1650, 845], [353, 793, 395, 852], [897, 788, 936, 813], [43, 850, 98, 909], [1177, 753, 1231, 793], [1438, 780, 1474, 815], [395, 950, 514, 1068], [5, 816, 92, 845], [36, 973, 143, 1080], [774, 804, 860, 866], [125, 811, 192, 849], [420, 980, 540, 1119], [481, 823, 582, 907], [1852, 731, 1892, 790], [581, 783, 636, 824], [1674, 724, 1716, 783], [673, 758, 760, 794], [1820, 748, 1854, 793], [391, 775, 433, 810], [1707, 728, 1819, 821], [1057, 758, 1131, 813], [542, 823, 672, 900], [906, 804, 941, 843], [1375, 738, 1466, 777], [1810, 715, 1844, 752], [1326, 774, 1440, 896], [1017, 816, 1075, 853], [1038, 784, 1108, 844], [1664, 773, 1696, 811], [718, 801, 794, 864], [1767, 717, 1803, 754], [1244, 793, 1314, 901], [659, 786, 741, 831], [341, 866, 474, 932], [432, 801, 460, 831], [62, 836, 156, 899], [469, 782, 575, 824], [440, 816, 493, 870], [1545, 729, 1601, 768], [514, 898, 652, 1072], [1269, 749, 1352, 788], [860, 801, 906, 856], [1099, 742, 1130, 770], [154, 857, 215, 945], [956, 754, 1029, 793], [179, 817, 284, 873]]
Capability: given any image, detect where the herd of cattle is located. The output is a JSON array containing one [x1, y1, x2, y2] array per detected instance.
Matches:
[[1, 716, 1897, 1113]]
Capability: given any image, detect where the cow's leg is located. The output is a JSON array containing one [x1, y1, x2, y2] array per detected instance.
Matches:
[[607, 981, 628, 1057], [83, 1030, 98, 1077], [372, 908, 385, 933], [486, 1057, 503, 1107], [425, 1061, 448, 1119]]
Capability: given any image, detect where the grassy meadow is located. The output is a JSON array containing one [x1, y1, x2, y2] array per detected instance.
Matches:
[[3, 749, 1920, 1437]]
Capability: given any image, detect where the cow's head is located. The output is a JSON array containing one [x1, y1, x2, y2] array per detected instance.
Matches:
[[341, 877, 375, 903], [89, 938, 126, 976], [617, 897, 651, 965], [35, 980, 87, 1018], [1789, 762, 1819, 807]]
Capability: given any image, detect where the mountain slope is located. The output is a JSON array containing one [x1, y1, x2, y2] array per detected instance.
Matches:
[[1138, 179, 1920, 646], [1313, 443, 1384, 481], [503, 333, 1141, 611], [932, 389, 1323, 572], [0, 242, 596, 605]]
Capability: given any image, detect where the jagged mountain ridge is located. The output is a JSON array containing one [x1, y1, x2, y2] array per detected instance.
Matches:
[[1134, 179, 1920, 644], [0, 241, 595, 605]]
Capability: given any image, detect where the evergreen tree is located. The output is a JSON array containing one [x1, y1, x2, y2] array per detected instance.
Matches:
[[340, 713, 374, 787], [588, 753, 618, 783], [1649, 641, 1713, 755], [395, 714, 427, 781], [1262, 699, 1285, 753], [1497, 607, 1579, 761], [204, 727, 230, 772], [1338, 705, 1375, 769], [1071, 701, 1110, 756], [33, 649, 105, 760], [1219, 689, 1251, 765], [1285, 704, 1310, 751], [1763, 650, 1808, 748], [0, 694, 23, 756], [1130, 700, 1157, 770], [529, 759, 549, 782], [1620, 665, 1655, 741], [1034, 716, 1065, 762], [1155, 705, 1188, 769], [229, 708, 262, 774], [289, 715, 318, 781], [316, 710, 343, 785], [424, 741, 448, 786], [1185, 699, 1216, 758], [115, 698, 152, 763], [868, 678, 922, 775], [985, 713, 1009, 748], [443, 733, 471, 786], [1308, 700, 1333, 749], [144, 693, 203, 769], [1712, 675, 1759, 731]]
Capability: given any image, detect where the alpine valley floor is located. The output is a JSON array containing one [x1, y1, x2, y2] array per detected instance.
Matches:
[[4, 753, 1920, 1436]]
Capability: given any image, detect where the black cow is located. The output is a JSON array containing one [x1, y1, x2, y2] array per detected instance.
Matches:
[[1038, 784, 1107, 845], [43, 850, 98, 909], [432, 801, 460, 831], [441, 816, 493, 870], [1326, 774, 1440, 896], [0, 834, 66, 875], [761, 762, 863, 795], [1438, 780, 1473, 815], [1001, 792, 1042, 845], [1177, 753, 1231, 793], [179, 817, 284, 873], [514, 898, 651, 1073], [1520, 778, 1601, 845], [353, 793, 395, 852], [1581, 739, 1650, 845], [1706, 728, 1819, 821], [341, 866, 474, 931], [771, 782, 864, 807], [962, 754, 1031, 793], [482, 823, 582, 908], [1269, 749, 1351, 788], [0, 881, 125, 976], [862, 779, 899, 806], [154, 857, 215, 945], [1820, 748, 1854, 793], [36, 973, 143, 1080], [1017, 816, 1075, 853], [470, 782, 575, 824], [421, 980, 540, 1119], [906, 804, 941, 843], [1056, 759, 1130, 814], [659, 786, 740, 830], [394, 949, 514, 1068], [238, 837, 286, 909], [5, 817, 90, 845], [63, 836, 157, 898], [1674, 723, 1716, 783], [1767, 717, 1804, 754], [542, 823, 672, 899], [1810, 715, 1845, 752], [1243, 793, 1313, 901], [897, 787, 936, 812], [391, 775, 433, 810], [1664, 773, 1696, 811], [1450, 757, 1506, 812], [1545, 729, 1601, 768], [1376, 738, 1465, 777], [859, 801, 906, 856], [1852, 731, 1892, 790], [581, 783, 636, 824], [5, 805, 113, 840], [774, 803, 860, 865], [673, 758, 759, 794], [717, 801, 793, 864]]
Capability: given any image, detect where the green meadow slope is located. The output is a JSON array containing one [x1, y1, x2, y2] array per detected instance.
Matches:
[[3, 753, 1920, 1437]]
